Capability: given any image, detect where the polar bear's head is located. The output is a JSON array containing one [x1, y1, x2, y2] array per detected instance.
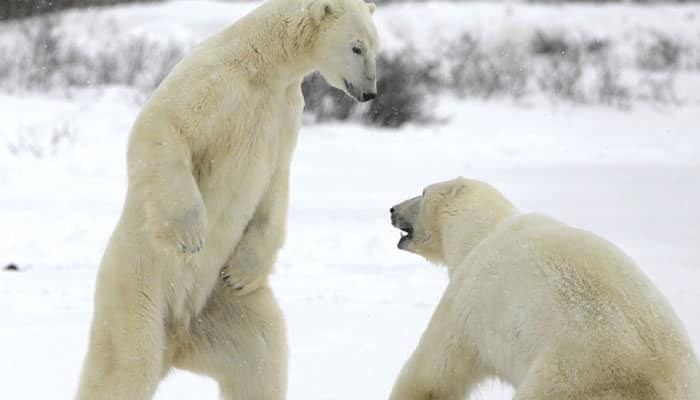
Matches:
[[390, 177, 517, 267], [305, 0, 379, 102]]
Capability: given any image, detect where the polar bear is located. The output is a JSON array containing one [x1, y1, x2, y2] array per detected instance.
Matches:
[[74, 0, 379, 399], [388, 177, 700, 400]]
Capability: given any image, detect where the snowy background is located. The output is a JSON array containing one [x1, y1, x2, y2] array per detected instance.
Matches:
[[1, 1, 699, 399]]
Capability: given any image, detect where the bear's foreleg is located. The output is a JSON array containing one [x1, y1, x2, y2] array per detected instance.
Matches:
[[389, 292, 485, 400], [130, 133, 208, 254]]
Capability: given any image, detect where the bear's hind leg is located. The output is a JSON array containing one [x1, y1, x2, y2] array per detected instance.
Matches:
[[514, 353, 658, 400], [75, 291, 166, 400], [173, 283, 287, 400], [512, 352, 580, 400]]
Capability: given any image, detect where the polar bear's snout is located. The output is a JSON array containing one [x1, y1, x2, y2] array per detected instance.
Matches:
[[343, 77, 376, 102], [390, 196, 421, 250]]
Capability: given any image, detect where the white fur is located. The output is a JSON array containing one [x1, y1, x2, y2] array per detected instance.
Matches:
[[389, 177, 700, 400], [75, 0, 379, 399]]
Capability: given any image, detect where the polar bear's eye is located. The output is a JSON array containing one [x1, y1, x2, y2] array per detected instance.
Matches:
[[352, 46, 363, 55]]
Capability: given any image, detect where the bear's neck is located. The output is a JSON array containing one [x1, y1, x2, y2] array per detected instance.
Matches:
[[217, 0, 320, 88], [442, 210, 518, 276]]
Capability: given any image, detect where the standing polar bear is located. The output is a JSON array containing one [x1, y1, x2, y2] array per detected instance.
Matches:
[[389, 177, 700, 400], [75, 0, 379, 399]]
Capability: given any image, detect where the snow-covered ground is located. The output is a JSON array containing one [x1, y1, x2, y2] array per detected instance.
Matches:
[[1, 1, 699, 399], [1, 89, 698, 399]]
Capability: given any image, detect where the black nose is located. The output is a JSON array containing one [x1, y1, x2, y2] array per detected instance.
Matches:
[[390, 207, 395, 214], [361, 92, 377, 102]]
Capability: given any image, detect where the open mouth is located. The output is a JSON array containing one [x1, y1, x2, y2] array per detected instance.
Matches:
[[391, 211, 414, 250], [394, 223, 413, 250]]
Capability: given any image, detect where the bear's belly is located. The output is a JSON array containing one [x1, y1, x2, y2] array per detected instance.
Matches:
[[204, 166, 270, 264], [170, 91, 301, 322], [173, 139, 278, 319]]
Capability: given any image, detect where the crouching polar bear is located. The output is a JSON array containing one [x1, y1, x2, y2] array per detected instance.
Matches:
[[389, 177, 699, 400], [74, 0, 379, 399]]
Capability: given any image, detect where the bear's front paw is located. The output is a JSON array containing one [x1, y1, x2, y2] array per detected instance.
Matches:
[[147, 202, 207, 254], [168, 206, 207, 253], [220, 261, 267, 296]]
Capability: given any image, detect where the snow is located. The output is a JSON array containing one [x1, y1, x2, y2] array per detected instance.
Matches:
[[1, 1, 699, 399], [1, 89, 698, 399]]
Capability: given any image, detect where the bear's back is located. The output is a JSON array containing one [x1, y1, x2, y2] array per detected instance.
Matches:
[[456, 213, 698, 393]]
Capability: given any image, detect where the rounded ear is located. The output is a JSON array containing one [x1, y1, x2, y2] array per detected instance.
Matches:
[[309, 0, 334, 24], [366, 2, 376, 14]]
